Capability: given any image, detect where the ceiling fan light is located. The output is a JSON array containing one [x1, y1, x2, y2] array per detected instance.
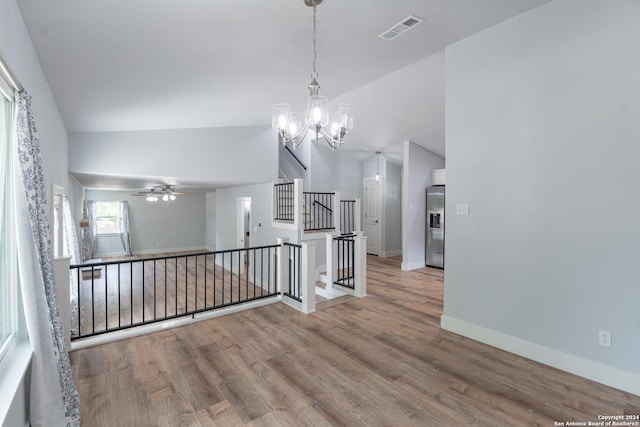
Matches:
[[162, 194, 169, 202], [170, 194, 176, 201]]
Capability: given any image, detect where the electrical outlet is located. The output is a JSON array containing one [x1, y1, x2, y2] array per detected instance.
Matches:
[[598, 330, 611, 347], [456, 203, 469, 216]]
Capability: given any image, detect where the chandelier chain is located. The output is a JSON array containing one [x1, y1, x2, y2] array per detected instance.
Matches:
[[311, 2, 318, 81]]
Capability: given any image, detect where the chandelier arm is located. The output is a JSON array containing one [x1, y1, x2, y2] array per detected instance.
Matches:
[[319, 127, 344, 149], [278, 122, 310, 149]]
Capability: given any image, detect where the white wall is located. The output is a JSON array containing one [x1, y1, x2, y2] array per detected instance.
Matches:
[[308, 143, 363, 199], [1, 0, 72, 424], [401, 141, 445, 270], [443, 0, 640, 394], [215, 183, 298, 251], [85, 189, 206, 256], [205, 192, 216, 250], [384, 161, 402, 256], [69, 126, 278, 187]]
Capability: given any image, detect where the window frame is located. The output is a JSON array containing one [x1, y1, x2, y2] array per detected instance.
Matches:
[[95, 200, 121, 236], [0, 72, 17, 364]]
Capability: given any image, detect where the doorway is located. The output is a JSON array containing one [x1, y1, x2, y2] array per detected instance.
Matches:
[[363, 178, 382, 255], [236, 197, 251, 268]]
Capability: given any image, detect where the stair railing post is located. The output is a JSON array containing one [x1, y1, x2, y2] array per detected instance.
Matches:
[[294, 178, 303, 231], [333, 190, 340, 233], [300, 241, 316, 314], [353, 231, 367, 297], [276, 237, 289, 297], [325, 232, 338, 288], [354, 198, 362, 233]]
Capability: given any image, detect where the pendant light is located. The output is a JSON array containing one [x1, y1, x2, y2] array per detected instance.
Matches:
[[374, 151, 381, 183]]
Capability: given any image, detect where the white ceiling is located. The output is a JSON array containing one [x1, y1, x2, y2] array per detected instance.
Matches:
[[17, 0, 551, 185]]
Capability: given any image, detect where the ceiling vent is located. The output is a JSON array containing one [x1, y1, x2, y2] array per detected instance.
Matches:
[[378, 15, 424, 40]]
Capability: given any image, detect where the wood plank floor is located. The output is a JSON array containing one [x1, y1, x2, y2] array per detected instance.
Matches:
[[69, 255, 640, 426]]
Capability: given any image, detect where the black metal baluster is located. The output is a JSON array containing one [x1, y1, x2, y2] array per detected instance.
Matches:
[[142, 261, 145, 323], [104, 264, 108, 331], [221, 252, 225, 305], [153, 259, 157, 321]]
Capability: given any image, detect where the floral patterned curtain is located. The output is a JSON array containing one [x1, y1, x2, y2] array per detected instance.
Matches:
[[15, 91, 80, 426], [81, 199, 97, 261]]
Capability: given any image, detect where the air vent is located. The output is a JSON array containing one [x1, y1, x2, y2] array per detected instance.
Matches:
[[378, 15, 424, 40]]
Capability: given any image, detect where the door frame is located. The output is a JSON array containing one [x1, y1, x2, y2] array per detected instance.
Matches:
[[363, 177, 383, 256], [236, 197, 251, 268]]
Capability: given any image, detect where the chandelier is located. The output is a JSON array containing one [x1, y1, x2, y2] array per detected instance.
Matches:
[[272, 0, 353, 151]]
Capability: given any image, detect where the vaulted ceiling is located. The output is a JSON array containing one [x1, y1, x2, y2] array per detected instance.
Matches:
[[17, 0, 552, 165]]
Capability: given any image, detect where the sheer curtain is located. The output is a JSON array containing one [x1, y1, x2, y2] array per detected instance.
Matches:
[[15, 91, 80, 426], [63, 196, 80, 335], [81, 199, 97, 261], [119, 199, 132, 255]]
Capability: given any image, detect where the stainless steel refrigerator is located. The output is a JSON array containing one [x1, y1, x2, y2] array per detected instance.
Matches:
[[425, 186, 445, 269]]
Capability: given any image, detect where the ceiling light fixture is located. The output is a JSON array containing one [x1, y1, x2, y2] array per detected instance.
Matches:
[[272, 0, 353, 151], [146, 192, 159, 202], [374, 151, 381, 183]]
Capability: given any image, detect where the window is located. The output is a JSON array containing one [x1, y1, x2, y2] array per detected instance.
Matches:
[[95, 201, 120, 235], [0, 74, 16, 362]]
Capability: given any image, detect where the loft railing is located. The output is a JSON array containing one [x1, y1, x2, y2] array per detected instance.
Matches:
[[334, 234, 355, 289], [274, 182, 295, 222], [69, 245, 279, 340], [340, 200, 356, 235], [283, 243, 302, 302], [325, 232, 367, 298], [303, 191, 334, 232]]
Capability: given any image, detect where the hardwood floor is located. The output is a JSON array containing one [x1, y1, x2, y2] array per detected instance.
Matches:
[[70, 255, 640, 426]]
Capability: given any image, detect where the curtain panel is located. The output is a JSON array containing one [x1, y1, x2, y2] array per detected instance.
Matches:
[[15, 91, 80, 426], [118, 199, 132, 255], [81, 199, 97, 261]]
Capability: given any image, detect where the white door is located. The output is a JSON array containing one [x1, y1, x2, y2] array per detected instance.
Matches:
[[363, 178, 381, 255]]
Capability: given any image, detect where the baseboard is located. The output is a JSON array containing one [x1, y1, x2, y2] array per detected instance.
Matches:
[[380, 250, 402, 258], [440, 315, 640, 396], [133, 246, 207, 255], [401, 259, 425, 271]]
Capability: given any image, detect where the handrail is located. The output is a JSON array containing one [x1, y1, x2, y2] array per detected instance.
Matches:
[[284, 145, 307, 171], [313, 200, 332, 213], [70, 245, 280, 269]]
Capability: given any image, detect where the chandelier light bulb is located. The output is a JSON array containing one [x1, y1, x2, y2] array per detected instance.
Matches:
[[278, 114, 288, 130]]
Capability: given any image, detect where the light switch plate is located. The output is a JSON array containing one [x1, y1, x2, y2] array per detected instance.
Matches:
[[456, 203, 469, 216]]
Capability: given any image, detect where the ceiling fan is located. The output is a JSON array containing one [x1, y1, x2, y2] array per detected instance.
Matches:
[[130, 185, 190, 202]]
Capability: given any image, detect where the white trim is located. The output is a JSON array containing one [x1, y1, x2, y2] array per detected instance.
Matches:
[[0, 339, 32, 424], [401, 259, 425, 271], [440, 315, 640, 396], [380, 249, 402, 258], [71, 296, 280, 351]]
